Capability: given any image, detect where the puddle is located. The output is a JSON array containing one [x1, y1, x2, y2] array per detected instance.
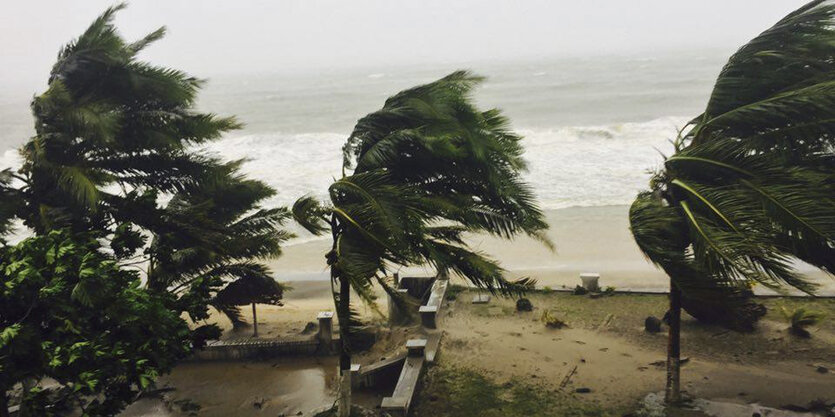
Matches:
[[121, 357, 338, 416]]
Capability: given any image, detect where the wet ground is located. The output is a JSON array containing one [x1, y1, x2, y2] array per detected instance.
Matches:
[[121, 358, 339, 417]]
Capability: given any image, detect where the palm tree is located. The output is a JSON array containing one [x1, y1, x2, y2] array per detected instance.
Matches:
[[147, 161, 292, 335], [630, 0, 835, 404], [13, 3, 238, 237], [0, 4, 291, 343], [0, 170, 19, 242], [293, 71, 549, 416]]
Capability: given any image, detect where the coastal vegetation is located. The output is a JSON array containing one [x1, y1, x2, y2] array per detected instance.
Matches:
[[1, 1, 834, 416], [629, 0, 835, 404], [0, 5, 290, 414], [291, 71, 550, 416]]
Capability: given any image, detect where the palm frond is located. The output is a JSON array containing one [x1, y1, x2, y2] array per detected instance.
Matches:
[[291, 196, 331, 236]]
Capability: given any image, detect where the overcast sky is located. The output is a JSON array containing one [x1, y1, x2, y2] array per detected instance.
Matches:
[[0, 0, 811, 93]]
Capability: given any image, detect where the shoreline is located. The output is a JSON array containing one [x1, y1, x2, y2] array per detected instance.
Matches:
[[271, 205, 835, 296]]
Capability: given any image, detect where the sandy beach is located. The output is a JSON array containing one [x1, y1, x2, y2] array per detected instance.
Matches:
[[119, 204, 835, 417], [417, 291, 835, 416], [270, 206, 835, 295], [123, 286, 835, 417]]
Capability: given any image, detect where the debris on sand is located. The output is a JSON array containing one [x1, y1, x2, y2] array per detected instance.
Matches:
[[516, 298, 534, 312], [644, 316, 663, 333], [541, 310, 568, 329], [301, 321, 317, 334]]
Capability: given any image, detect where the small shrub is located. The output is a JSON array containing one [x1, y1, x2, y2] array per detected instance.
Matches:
[[445, 284, 467, 301], [782, 307, 825, 338], [603, 286, 616, 295], [516, 298, 533, 312], [572, 285, 588, 295], [541, 310, 567, 329], [542, 286, 553, 293]]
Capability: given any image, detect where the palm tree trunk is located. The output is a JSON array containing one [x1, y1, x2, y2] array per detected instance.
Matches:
[[1, 392, 9, 417], [251, 303, 258, 337], [666, 278, 682, 404], [337, 273, 352, 417]]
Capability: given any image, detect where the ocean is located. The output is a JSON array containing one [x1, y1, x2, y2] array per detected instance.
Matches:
[[0, 50, 726, 211], [3, 50, 833, 293]]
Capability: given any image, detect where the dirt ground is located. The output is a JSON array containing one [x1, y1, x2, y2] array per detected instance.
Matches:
[[418, 290, 835, 416]]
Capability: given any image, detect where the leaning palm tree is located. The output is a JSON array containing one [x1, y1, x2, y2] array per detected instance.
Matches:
[[293, 71, 549, 416], [17, 4, 240, 237], [147, 161, 293, 335], [630, 0, 835, 404], [1, 5, 294, 343]]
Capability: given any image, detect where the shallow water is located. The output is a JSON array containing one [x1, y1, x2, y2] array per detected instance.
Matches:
[[120, 358, 338, 417]]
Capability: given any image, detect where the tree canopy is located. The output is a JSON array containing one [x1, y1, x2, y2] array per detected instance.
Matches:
[[630, 0, 835, 327], [0, 231, 191, 416]]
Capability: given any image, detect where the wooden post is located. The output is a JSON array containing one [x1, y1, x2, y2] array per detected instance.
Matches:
[[666, 279, 681, 403], [317, 311, 334, 350], [252, 303, 258, 337]]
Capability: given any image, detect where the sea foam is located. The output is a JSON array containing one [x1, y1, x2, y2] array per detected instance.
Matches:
[[0, 117, 686, 245], [202, 116, 685, 211]]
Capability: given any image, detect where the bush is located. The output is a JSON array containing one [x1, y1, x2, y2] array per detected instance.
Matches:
[[782, 306, 825, 338], [0, 231, 192, 415], [516, 298, 533, 312], [541, 310, 567, 329], [445, 284, 468, 301]]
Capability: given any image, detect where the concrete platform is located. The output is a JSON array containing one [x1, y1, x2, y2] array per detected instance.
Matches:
[[472, 294, 491, 304], [381, 355, 426, 417]]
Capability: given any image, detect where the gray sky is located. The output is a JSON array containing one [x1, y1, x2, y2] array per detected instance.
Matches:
[[0, 0, 811, 93]]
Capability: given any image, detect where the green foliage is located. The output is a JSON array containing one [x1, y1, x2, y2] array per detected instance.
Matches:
[[444, 284, 468, 301], [0, 6, 292, 412], [0, 169, 20, 240], [0, 230, 191, 416], [148, 161, 293, 327], [293, 72, 550, 374], [629, 1, 835, 321], [0, 4, 290, 331], [541, 310, 568, 328], [294, 71, 549, 302], [13, 3, 240, 236], [781, 306, 825, 337], [414, 365, 614, 417]]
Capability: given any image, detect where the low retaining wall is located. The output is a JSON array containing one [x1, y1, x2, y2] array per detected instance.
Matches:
[[192, 311, 337, 361], [380, 276, 449, 416], [352, 354, 406, 389], [192, 336, 340, 361]]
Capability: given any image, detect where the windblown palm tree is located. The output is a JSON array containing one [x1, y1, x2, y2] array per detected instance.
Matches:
[[148, 161, 292, 333], [15, 3, 239, 236], [630, 0, 835, 403], [0, 170, 19, 242], [0, 4, 292, 342], [293, 71, 549, 416]]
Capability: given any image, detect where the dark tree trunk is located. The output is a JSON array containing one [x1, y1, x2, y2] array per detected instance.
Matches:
[[339, 275, 351, 372], [337, 272, 352, 417], [251, 303, 258, 337], [1, 392, 10, 417], [666, 279, 682, 404]]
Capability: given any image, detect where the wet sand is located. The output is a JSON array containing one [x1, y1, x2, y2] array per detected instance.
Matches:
[[270, 205, 835, 295], [429, 291, 835, 414]]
